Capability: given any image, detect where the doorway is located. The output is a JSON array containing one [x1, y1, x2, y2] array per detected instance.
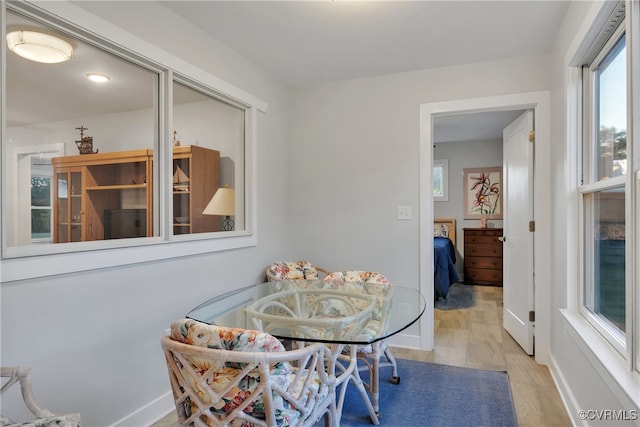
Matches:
[[419, 91, 551, 365]]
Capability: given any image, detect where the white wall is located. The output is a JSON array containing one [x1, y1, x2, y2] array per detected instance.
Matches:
[[0, 2, 294, 425], [289, 55, 550, 343], [289, 4, 638, 418]]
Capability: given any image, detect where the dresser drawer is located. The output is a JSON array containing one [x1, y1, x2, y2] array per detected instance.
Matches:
[[464, 268, 503, 284], [464, 244, 502, 257], [464, 229, 503, 237], [464, 234, 502, 244], [464, 256, 502, 270]]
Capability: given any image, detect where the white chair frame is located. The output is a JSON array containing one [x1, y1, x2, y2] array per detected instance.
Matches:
[[244, 288, 382, 425], [244, 288, 376, 341], [162, 336, 337, 427], [1, 367, 80, 426]]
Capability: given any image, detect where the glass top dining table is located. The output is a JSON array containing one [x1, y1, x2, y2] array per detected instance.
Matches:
[[186, 279, 426, 345], [186, 279, 425, 426]]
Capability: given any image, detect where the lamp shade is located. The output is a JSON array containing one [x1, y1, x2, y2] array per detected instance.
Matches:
[[203, 188, 235, 216], [6, 30, 73, 63]]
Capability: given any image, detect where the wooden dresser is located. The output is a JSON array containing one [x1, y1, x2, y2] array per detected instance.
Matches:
[[463, 228, 503, 286]]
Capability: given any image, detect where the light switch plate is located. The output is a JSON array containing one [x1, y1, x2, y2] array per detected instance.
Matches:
[[397, 206, 412, 220]]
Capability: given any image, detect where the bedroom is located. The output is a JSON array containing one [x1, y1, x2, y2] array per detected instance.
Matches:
[[431, 110, 522, 298]]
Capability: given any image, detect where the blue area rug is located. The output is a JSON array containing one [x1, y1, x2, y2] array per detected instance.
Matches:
[[323, 358, 517, 427]]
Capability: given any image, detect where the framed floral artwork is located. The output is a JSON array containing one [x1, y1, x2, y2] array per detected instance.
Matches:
[[463, 167, 503, 219]]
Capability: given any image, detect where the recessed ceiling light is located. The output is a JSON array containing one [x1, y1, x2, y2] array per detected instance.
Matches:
[[86, 72, 111, 83], [6, 30, 73, 64]]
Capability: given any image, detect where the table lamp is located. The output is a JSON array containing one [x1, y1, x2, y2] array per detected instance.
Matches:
[[203, 187, 235, 231]]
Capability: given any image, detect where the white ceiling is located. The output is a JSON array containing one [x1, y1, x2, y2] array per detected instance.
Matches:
[[433, 110, 527, 143], [160, 1, 569, 142], [163, 1, 570, 88], [7, 1, 570, 142]]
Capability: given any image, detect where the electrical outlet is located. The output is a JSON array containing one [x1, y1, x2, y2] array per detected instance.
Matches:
[[397, 206, 412, 220]]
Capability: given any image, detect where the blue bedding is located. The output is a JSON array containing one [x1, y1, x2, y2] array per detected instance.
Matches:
[[434, 237, 459, 299]]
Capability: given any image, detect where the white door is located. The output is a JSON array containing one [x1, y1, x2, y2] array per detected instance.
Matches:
[[502, 110, 535, 355]]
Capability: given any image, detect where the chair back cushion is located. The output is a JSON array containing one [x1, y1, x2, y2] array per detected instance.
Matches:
[[324, 270, 389, 286], [168, 319, 295, 425], [323, 271, 392, 341], [170, 318, 286, 352], [266, 261, 320, 280]]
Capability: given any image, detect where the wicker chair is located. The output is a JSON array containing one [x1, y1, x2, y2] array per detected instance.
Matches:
[[266, 261, 330, 281], [323, 271, 399, 417], [1, 367, 80, 427], [161, 318, 336, 427]]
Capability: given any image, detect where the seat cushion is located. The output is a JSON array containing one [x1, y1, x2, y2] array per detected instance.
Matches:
[[3, 413, 81, 427]]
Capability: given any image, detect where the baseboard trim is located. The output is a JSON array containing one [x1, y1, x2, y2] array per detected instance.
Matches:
[[388, 332, 421, 349], [547, 352, 579, 427], [109, 391, 174, 427]]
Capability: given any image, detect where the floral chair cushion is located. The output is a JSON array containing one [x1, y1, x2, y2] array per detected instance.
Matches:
[[323, 272, 393, 354], [325, 271, 389, 286], [169, 319, 325, 427], [2, 414, 81, 427], [266, 261, 320, 280], [323, 271, 391, 321]]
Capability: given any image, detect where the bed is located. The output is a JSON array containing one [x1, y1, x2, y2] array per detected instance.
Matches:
[[434, 218, 459, 299]]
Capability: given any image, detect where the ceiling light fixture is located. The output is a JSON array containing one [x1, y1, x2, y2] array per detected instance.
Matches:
[[86, 72, 111, 83], [6, 30, 73, 64]]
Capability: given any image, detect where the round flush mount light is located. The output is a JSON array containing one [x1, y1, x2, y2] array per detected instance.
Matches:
[[6, 30, 73, 64], [86, 72, 111, 83]]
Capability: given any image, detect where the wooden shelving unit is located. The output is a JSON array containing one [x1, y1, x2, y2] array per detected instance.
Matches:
[[52, 149, 153, 242], [52, 146, 221, 242], [172, 145, 220, 235]]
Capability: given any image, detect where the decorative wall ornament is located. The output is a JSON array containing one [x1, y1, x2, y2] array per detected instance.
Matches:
[[74, 126, 98, 154], [463, 167, 502, 219]]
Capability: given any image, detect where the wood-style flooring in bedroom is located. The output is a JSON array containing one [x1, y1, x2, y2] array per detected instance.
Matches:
[[152, 284, 571, 427]]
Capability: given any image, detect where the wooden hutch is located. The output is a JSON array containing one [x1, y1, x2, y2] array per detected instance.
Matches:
[[52, 146, 220, 242]]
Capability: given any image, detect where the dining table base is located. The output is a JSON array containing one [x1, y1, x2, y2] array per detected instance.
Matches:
[[328, 344, 380, 426]]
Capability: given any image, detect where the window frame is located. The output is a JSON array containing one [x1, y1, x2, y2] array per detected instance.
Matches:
[[433, 159, 449, 202], [30, 160, 53, 244], [579, 13, 629, 358], [0, 1, 265, 282]]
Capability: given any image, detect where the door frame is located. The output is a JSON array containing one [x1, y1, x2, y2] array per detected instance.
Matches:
[[419, 90, 551, 365]]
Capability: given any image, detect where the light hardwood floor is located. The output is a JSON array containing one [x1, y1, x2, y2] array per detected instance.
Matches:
[[152, 284, 571, 427]]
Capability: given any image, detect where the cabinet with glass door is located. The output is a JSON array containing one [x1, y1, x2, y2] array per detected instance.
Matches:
[[53, 167, 83, 243], [52, 149, 153, 242]]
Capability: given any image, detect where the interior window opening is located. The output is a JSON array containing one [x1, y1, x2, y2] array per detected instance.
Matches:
[[4, 8, 159, 247], [171, 80, 246, 236]]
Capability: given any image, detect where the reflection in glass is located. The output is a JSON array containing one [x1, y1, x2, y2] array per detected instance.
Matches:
[[596, 35, 626, 180], [172, 81, 245, 235], [31, 157, 52, 241], [584, 187, 625, 332], [5, 9, 158, 247]]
